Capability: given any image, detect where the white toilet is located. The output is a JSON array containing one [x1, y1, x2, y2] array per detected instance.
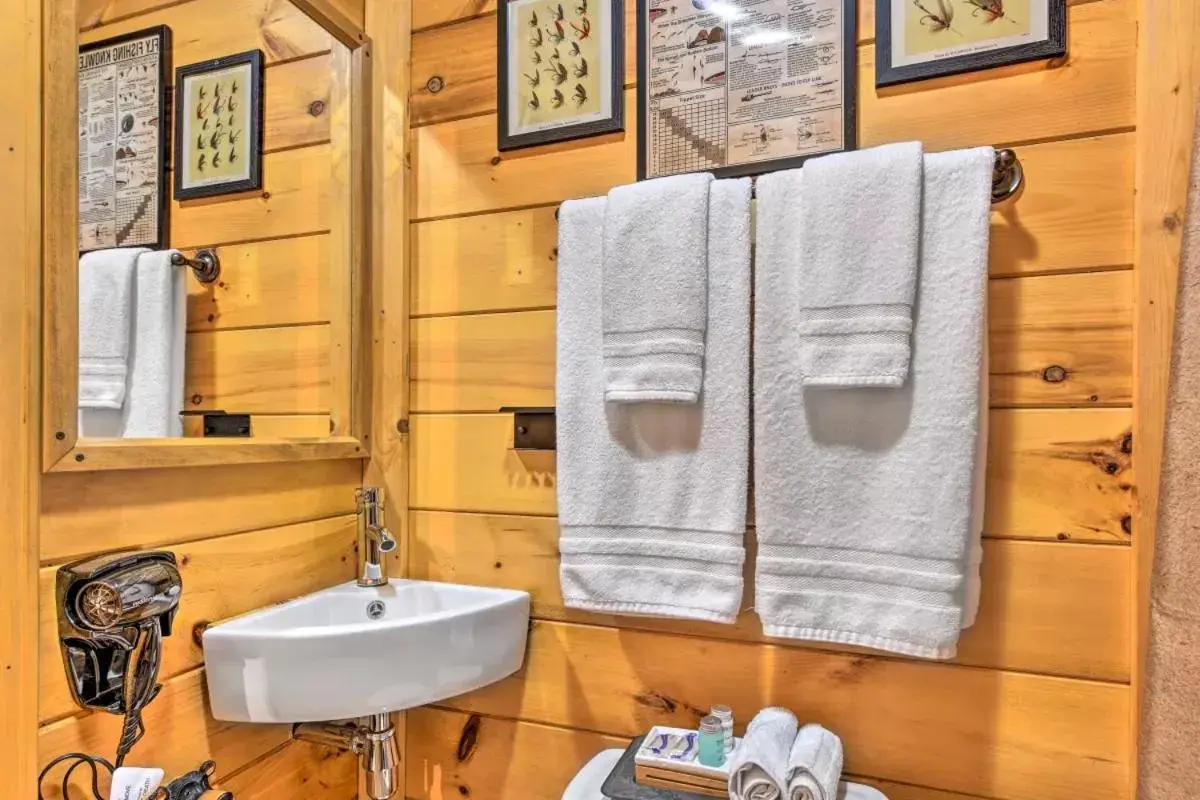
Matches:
[[561, 750, 624, 800], [560, 749, 891, 800]]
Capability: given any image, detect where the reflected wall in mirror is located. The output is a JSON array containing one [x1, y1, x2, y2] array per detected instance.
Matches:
[[46, 0, 372, 471]]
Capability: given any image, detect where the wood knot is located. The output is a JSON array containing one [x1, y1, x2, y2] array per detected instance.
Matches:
[[308, 100, 326, 117], [494, 561, 503, 569], [191, 394, 204, 405], [55, 431, 65, 440], [1056, 532, 1070, 541], [1163, 212, 1182, 234], [396, 418, 410, 434], [1104, 462, 1119, 475], [1120, 433, 1133, 455], [634, 691, 678, 713], [75, 453, 86, 462], [490, 156, 502, 166], [456, 714, 481, 763], [192, 620, 210, 647], [427, 75, 446, 94], [1042, 365, 1067, 383], [1121, 514, 1133, 536]]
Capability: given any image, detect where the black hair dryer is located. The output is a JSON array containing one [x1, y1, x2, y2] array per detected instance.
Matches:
[[56, 551, 182, 714]]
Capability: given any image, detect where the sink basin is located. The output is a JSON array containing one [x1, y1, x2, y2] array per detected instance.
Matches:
[[202, 579, 530, 723]]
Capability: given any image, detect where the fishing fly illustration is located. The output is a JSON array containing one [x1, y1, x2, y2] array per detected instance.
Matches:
[[913, 0, 961, 35]]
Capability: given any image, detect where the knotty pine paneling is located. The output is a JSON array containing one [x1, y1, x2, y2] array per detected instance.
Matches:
[[406, 0, 1139, 797], [411, 0, 1098, 36], [439, 621, 1128, 800], [39, 669, 290, 798], [409, 408, 1132, 543], [38, 515, 356, 724], [407, 708, 1018, 800], [79, 0, 333, 65], [185, 324, 331, 413], [222, 742, 358, 799], [186, 234, 331, 331], [410, 270, 1132, 412], [38, 6, 360, 793], [411, 0, 1131, 130], [410, 512, 1131, 680], [411, 134, 1134, 317]]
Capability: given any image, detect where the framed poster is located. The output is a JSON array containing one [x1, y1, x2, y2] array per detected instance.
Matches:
[[174, 50, 265, 200], [78, 25, 171, 253], [637, 0, 856, 181], [876, 0, 1066, 87], [498, 0, 625, 151]]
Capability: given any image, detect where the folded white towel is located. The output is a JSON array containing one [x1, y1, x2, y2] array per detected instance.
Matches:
[[123, 250, 186, 438], [786, 725, 843, 800], [602, 172, 714, 403], [792, 142, 923, 388], [557, 179, 751, 624], [78, 247, 145, 409], [727, 708, 798, 800], [753, 147, 994, 659]]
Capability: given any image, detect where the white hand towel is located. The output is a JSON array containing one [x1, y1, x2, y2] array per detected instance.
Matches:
[[792, 142, 923, 388], [78, 247, 145, 408], [727, 708, 798, 800], [753, 147, 994, 659], [602, 172, 714, 403], [786, 725, 843, 800], [124, 250, 187, 438], [557, 178, 751, 624]]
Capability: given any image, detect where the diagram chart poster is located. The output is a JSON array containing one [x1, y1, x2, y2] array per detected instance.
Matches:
[[78, 26, 171, 253], [638, 0, 856, 180]]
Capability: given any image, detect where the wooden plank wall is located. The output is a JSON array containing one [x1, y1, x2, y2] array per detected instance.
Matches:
[[79, 0, 348, 438], [405, 1, 1139, 798], [33, 2, 363, 796]]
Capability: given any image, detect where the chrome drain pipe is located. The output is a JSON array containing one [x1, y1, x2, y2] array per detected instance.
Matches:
[[294, 713, 399, 799]]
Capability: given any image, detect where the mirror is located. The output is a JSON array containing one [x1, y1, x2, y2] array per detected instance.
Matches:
[[44, 1, 371, 471]]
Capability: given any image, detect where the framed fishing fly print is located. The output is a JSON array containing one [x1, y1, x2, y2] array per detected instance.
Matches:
[[636, 0, 857, 181], [498, 0, 625, 150], [174, 50, 265, 200], [875, 0, 1066, 87]]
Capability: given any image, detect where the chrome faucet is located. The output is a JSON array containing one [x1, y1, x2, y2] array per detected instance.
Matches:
[[357, 488, 397, 587]]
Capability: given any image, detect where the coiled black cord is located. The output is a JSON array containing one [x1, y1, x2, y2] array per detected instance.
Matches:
[[38, 752, 115, 800]]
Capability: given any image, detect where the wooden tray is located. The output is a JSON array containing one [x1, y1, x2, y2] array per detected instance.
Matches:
[[601, 736, 718, 800]]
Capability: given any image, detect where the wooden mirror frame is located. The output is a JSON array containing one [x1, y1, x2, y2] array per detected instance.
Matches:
[[42, 1, 375, 472]]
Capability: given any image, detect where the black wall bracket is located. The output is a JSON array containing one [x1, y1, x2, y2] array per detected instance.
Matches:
[[500, 407, 556, 451]]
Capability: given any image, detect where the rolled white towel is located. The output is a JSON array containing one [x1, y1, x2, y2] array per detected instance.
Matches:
[[727, 708, 798, 800], [786, 725, 843, 800]]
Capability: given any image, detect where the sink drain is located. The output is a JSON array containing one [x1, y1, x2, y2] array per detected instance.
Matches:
[[366, 600, 386, 620]]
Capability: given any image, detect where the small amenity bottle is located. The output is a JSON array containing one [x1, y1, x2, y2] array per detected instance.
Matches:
[[697, 715, 726, 768], [710, 705, 734, 755]]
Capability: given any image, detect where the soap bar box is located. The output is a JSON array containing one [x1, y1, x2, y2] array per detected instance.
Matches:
[[633, 725, 740, 797]]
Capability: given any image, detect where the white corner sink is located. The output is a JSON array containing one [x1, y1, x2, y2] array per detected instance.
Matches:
[[202, 579, 530, 723]]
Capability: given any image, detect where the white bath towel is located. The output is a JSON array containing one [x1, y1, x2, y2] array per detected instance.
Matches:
[[81, 250, 187, 438], [557, 179, 751, 623], [126, 250, 187, 437], [753, 147, 994, 659], [786, 725, 843, 800], [602, 172, 714, 403], [78, 247, 145, 409], [727, 708, 798, 800], [791, 142, 923, 388]]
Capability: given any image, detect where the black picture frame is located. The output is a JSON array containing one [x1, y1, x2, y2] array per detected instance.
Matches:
[[78, 25, 172, 253], [636, 0, 858, 181], [173, 50, 265, 201], [497, 0, 625, 151], [875, 0, 1067, 88]]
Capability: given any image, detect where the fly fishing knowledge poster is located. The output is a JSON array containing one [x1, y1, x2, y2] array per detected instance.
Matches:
[[77, 26, 171, 253], [638, 0, 857, 180]]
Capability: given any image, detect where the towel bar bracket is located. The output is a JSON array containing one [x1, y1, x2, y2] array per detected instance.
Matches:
[[501, 407, 557, 451], [171, 249, 221, 284]]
